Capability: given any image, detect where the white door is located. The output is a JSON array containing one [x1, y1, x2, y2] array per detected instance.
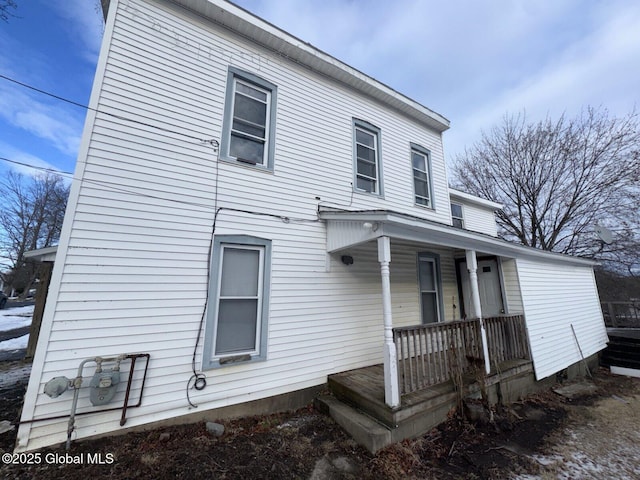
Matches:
[[460, 258, 504, 318]]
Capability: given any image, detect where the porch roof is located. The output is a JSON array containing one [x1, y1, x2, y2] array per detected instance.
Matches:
[[319, 209, 597, 267]]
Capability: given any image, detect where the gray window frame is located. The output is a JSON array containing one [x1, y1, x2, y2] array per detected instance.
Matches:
[[410, 143, 434, 209], [451, 202, 464, 228], [417, 252, 445, 324], [221, 67, 277, 170], [202, 235, 272, 369], [352, 119, 384, 196]]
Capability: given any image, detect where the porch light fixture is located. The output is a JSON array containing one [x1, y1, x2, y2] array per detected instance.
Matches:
[[363, 222, 380, 232], [341, 255, 354, 265]]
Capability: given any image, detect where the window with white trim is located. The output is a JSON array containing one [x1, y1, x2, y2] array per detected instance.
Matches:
[[203, 236, 271, 368], [451, 203, 464, 228], [353, 120, 382, 195], [411, 144, 433, 207], [221, 68, 277, 169]]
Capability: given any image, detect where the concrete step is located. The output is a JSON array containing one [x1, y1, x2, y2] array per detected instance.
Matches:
[[316, 395, 391, 454]]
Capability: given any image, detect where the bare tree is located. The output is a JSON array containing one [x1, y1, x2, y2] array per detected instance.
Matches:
[[0, 0, 17, 23], [451, 107, 640, 275], [0, 171, 69, 296]]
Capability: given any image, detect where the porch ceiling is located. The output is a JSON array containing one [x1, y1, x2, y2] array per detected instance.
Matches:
[[319, 209, 597, 267]]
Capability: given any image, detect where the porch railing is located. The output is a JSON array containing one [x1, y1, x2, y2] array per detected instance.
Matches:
[[601, 302, 640, 328], [393, 315, 530, 396]]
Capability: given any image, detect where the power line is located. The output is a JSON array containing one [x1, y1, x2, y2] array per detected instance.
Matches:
[[0, 157, 73, 176], [0, 73, 218, 146], [0, 156, 320, 223]]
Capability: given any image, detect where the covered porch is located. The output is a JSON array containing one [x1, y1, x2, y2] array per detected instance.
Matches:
[[320, 208, 537, 408]]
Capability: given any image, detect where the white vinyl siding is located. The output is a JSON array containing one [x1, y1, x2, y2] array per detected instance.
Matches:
[[449, 199, 498, 236], [516, 259, 607, 380], [353, 120, 382, 195], [16, 0, 454, 451]]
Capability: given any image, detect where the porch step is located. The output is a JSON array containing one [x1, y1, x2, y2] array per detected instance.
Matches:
[[317, 391, 459, 454], [324, 361, 536, 453], [315, 395, 392, 454]]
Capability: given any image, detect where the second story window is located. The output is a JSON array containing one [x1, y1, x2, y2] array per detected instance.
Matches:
[[353, 120, 382, 195], [411, 144, 433, 208], [451, 203, 464, 228], [222, 67, 277, 170]]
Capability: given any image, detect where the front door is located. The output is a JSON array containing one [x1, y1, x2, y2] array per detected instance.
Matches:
[[460, 258, 505, 318]]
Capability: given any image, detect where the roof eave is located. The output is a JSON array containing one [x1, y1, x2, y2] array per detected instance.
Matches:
[[319, 209, 597, 267], [129, 0, 450, 132]]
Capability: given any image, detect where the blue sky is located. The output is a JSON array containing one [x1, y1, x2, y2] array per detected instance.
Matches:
[[1, 0, 639, 180]]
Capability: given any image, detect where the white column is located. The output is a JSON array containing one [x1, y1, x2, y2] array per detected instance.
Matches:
[[465, 250, 491, 374], [378, 236, 400, 408]]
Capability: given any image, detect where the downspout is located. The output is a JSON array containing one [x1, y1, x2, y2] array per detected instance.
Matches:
[[466, 250, 491, 374]]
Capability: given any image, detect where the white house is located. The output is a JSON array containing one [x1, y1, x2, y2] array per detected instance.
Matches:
[[16, 0, 607, 452]]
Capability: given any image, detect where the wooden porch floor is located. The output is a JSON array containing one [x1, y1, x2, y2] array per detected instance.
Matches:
[[328, 359, 533, 428]]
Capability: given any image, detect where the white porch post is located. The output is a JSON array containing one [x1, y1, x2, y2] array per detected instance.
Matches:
[[378, 236, 400, 408], [465, 250, 491, 374]]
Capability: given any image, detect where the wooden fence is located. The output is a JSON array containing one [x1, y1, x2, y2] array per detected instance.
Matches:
[[393, 315, 530, 395]]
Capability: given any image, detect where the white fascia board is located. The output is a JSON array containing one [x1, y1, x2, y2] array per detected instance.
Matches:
[[449, 189, 503, 211], [23, 246, 58, 262], [151, 0, 450, 132], [319, 209, 597, 267]]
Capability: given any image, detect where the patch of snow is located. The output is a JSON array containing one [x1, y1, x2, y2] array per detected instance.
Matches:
[[0, 334, 29, 351], [0, 364, 32, 389], [0, 305, 34, 331]]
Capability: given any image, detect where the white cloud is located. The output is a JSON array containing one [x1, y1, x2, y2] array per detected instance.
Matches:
[[447, 1, 640, 159], [0, 83, 82, 157], [0, 141, 63, 177]]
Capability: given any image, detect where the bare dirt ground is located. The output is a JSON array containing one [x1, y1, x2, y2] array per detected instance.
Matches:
[[0, 362, 638, 480]]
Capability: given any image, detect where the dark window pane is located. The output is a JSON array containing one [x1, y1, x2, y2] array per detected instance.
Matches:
[[356, 144, 376, 163], [215, 299, 258, 354], [452, 218, 464, 228], [412, 152, 426, 170], [413, 170, 428, 182], [451, 203, 463, 218], [234, 94, 267, 128], [230, 134, 265, 164], [357, 159, 377, 178], [232, 119, 265, 139], [356, 128, 375, 147], [356, 176, 375, 192], [416, 196, 430, 206], [421, 292, 438, 324], [419, 261, 436, 291], [236, 82, 267, 102], [414, 178, 430, 198]]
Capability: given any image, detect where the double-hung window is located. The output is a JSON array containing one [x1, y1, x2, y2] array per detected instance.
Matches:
[[221, 67, 277, 169], [418, 253, 443, 324], [353, 120, 382, 195], [203, 236, 272, 368], [451, 203, 464, 228], [411, 144, 433, 208]]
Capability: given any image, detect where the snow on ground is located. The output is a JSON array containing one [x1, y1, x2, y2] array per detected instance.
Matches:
[[0, 305, 33, 351], [513, 379, 640, 480], [0, 305, 35, 331], [0, 335, 29, 352]]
